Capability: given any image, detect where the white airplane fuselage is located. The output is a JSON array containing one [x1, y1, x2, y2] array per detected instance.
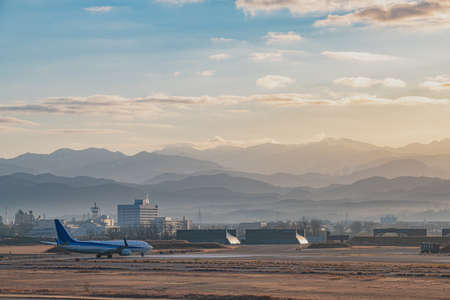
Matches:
[[54, 219, 152, 257]]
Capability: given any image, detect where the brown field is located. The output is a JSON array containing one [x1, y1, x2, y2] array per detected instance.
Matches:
[[0, 245, 449, 300]]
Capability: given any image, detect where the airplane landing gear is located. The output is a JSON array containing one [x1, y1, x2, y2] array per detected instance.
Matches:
[[96, 254, 101, 258]]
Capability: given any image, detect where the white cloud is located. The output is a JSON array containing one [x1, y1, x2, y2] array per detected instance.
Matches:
[[208, 53, 231, 61], [322, 51, 400, 62], [256, 75, 295, 90], [334, 77, 379, 88], [1, 93, 449, 122], [198, 70, 215, 77], [176, 136, 280, 150], [238, 0, 450, 30], [264, 31, 303, 44], [236, 0, 404, 15], [143, 123, 175, 129], [334, 77, 406, 88], [383, 78, 406, 88], [250, 50, 305, 62], [84, 6, 113, 13], [251, 52, 283, 62], [422, 75, 450, 91], [314, 0, 450, 30], [0, 116, 37, 126], [44, 129, 125, 135]]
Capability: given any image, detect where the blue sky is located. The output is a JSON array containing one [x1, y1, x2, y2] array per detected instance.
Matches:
[[1, 0, 450, 156]]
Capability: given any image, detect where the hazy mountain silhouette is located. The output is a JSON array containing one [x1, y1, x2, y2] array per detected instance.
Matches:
[[0, 162, 34, 176], [395, 139, 450, 155], [2, 172, 450, 221], [158, 138, 392, 175], [150, 173, 285, 195], [145, 170, 336, 188], [0, 148, 222, 183], [4, 138, 450, 187]]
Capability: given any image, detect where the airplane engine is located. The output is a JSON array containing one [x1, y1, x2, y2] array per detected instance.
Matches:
[[120, 248, 131, 256]]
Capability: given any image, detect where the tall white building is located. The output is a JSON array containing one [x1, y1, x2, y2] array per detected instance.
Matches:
[[117, 194, 159, 227]]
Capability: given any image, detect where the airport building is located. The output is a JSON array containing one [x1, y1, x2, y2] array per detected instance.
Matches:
[[237, 222, 267, 239], [373, 228, 427, 237], [14, 210, 34, 226], [153, 216, 190, 236], [176, 229, 240, 244], [244, 229, 308, 245], [117, 194, 159, 227], [28, 218, 56, 238]]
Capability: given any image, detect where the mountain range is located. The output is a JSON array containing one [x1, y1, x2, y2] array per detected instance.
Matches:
[[157, 138, 450, 178], [2, 138, 450, 222], [4, 138, 450, 187], [0, 148, 221, 183], [2, 172, 449, 222]]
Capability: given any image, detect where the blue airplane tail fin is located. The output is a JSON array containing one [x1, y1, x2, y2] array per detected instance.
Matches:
[[54, 219, 75, 245]]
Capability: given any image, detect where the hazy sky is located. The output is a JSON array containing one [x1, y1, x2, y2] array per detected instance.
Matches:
[[1, 0, 450, 157]]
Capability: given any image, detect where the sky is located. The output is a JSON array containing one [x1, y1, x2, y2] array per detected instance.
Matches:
[[1, 0, 450, 157]]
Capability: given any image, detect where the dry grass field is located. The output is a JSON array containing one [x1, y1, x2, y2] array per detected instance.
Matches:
[[0, 245, 449, 300]]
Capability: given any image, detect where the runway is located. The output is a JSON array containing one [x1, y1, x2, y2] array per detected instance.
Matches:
[[142, 245, 450, 263], [1, 245, 449, 299]]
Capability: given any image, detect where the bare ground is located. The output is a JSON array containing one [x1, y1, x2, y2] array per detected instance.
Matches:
[[0, 245, 449, 300]]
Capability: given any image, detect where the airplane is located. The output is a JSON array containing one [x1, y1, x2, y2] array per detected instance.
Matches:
[[49, 219, 152, 258]]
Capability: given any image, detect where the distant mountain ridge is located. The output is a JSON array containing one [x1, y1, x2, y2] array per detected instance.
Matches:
[[2, 172, 450, 222], [0, 148, 222, 183], [157, 138, 450, 183], [4, 138, 450, 186]]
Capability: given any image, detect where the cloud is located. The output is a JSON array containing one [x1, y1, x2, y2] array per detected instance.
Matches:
[[314, 0, 450, 30], [0, 116, 37, 126], [84, 6, 113, 13], [334, 76, 406, 88], [1, 92, 450, 123], [264, 31, 303, 44], [422, 75, 450, 91], [198, 70, 215, 77], [334, 77, 379, 88], [251, 52, 283, 62], [211, 37, 234, 43], [155, 0, 204, 5], [236, 0, 398, 15], [44, 129, 125, 135], [173, 71, 181, 77], [208, 53, 231, 61], [256, 75, 295, 89], [142, 123, 175, 129], [340, 94, 450, 105], [237, 0, 450, 30], [383, 78, 407, 88], [0, 95, 160, 116], [322, 51, 400, 62], [250, 50, 305, 62], [173, 136, 280, 150]]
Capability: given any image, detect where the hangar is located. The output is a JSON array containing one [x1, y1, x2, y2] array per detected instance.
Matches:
[[373, 228, 426, 237], [244, 229, 308, 245], [176, 229, 240, 245]]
